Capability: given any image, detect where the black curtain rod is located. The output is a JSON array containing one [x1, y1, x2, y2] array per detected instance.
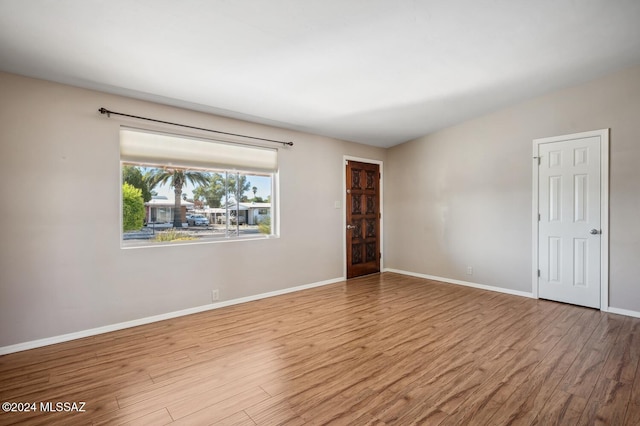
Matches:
[[98, 107, 294, 147]]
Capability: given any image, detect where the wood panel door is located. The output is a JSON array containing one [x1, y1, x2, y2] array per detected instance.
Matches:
[[537, 135, 603, 308], [346, 160, 380, 279]]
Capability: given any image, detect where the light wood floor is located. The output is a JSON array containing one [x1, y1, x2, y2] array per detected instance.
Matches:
[[1, 272, 639, 425]]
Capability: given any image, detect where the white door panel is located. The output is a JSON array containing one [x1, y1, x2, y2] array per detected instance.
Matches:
[[538, 136, 601, 308]]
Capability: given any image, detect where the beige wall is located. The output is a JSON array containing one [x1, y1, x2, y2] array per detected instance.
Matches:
[[385, 65, 640, 311], [2, 64, 640, 349], [0, 72, 386, 347]]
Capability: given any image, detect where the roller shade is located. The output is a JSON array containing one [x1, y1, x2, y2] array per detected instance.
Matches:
[[120, 128, 278, 173]]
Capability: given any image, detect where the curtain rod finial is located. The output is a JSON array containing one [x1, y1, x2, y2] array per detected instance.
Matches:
[[98, 107, 110, 117]]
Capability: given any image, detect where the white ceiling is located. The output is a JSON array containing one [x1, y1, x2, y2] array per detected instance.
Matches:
[[1, 0, 640, 147]]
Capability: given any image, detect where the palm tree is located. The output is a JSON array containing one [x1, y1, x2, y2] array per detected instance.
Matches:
[[146, 168, 210, 228]]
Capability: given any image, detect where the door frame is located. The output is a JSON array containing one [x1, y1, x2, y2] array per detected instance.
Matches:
[[343, 156, 384, 279], [531, 129, 609, 310]]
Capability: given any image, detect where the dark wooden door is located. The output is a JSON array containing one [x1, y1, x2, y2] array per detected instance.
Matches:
[[346, 160, 380, 278]]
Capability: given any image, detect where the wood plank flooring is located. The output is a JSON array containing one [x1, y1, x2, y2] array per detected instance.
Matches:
[[1, 272, 639, 425]]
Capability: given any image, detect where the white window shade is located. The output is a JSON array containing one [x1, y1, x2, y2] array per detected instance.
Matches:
[[120, 128, 278, 173]]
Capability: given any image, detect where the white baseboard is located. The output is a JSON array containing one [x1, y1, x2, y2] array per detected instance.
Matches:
[[5, 272, 637, 355], [384, 268, 535, 299], [0, 276, 345, 356], [385, 269, 640, 318], [606, 306, 640, 318]]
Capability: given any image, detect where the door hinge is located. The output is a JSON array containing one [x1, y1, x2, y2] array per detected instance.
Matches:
[[533, 156, 541, 165], [380, 253, 382, 259], [537, 269, 540, 277], [538, 213, 541, 221]]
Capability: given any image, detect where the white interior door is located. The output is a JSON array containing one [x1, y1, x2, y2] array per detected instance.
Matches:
[[537, 135, 602, 308]]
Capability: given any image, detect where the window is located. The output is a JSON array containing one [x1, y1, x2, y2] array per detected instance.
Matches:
[[120, 128, 278, 248]]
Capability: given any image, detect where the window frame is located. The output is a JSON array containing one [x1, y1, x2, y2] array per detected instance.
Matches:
[[119, 127, 279, 248]]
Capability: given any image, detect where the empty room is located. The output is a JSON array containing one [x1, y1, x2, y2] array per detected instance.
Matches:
[[1, 1, 640, 424]]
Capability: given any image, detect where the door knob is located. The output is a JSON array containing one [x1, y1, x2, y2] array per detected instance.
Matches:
[[590, 229, 600, 235]]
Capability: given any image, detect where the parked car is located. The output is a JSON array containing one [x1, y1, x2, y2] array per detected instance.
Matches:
[[187, 214, 209, 226]]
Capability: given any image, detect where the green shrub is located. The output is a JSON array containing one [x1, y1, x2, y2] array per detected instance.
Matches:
[[122, 183, 145, 232], [258, 216, 271, 235]]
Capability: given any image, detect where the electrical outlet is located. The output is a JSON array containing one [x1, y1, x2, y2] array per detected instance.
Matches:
[[211, 289, 219, 302], [466, 266, 473, 275]]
